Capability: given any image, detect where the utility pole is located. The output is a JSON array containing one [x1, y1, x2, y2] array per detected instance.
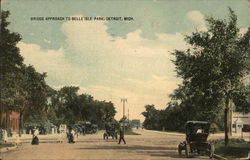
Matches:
[[121, 98, 127, 132], [128, 108, 130, 128]]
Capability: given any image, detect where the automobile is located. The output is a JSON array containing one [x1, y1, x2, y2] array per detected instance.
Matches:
[[178, 121, 215, 158], [74, 121, 98, 134]]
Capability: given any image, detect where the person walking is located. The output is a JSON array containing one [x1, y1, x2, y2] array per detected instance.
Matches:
[[118, 128, 126, 144], [67, 128, 75, 143], [31, 127, 39, 145], [3, 129, 8, 144]]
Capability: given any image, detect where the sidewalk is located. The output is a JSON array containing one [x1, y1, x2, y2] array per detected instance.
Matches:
[[142, 129, 250, 142]]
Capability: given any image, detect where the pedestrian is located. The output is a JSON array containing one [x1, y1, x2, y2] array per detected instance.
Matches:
[[71, 129, 76, 142], [0, 129, 2, 141], [3, 129, 8, 144], [15, 134, 21, 146], [118, 128, 126, 144], [31, 127, 39, 145], [67, 128, 75, 143]]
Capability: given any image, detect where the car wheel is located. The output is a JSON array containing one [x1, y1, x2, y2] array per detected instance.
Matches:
[[185, 144, 190, 158], [207, 143, 215, 159], [178, 143, 183, 156]]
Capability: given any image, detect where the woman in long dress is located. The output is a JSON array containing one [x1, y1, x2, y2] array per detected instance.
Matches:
[[31, 127, 39, 145], [3, 129, 8, 144]]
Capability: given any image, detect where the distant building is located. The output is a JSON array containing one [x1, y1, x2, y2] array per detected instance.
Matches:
[[231, 74, 250, 133], [0, 110, 20, 132], [232, 112, 250, 133], [131, 119, 141, 128]]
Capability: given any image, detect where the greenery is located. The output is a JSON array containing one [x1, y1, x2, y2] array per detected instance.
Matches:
[[124, 128, 141, 135], [142, 8, 250, 145], [46, 86, 116, 128], [0, 10, 116, 130], [214, 139, 250, 159], [0, 143, 15, 149]]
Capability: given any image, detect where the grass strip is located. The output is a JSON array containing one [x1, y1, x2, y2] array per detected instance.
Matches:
[[215, 141, 250, 160], [0, 143, 15, 149]]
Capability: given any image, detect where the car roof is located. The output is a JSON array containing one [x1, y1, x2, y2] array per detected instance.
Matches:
[[186, 121, 210, 125]]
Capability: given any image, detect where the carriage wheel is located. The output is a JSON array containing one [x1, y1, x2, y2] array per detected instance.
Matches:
[[178, 143, 182, 156], [185, 144, 190, 158]]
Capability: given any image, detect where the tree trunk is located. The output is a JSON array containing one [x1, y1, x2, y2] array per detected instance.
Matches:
[[19, 112, 23, 137], [228, 99, 233, 136], [0, 105, 3, 128], [224, 97, 230, 146]]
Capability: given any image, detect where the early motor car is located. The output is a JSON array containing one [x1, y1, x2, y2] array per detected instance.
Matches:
[[178, 121, 214, 158]]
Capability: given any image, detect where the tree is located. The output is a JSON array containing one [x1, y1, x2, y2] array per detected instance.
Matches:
[[0, 11, 49, 132], [172, 8, 249, 146], [17, 65, 49, 134], [48, 86, 117, 128], [142, 105, 161, 130], [0, 10, 24, 127]]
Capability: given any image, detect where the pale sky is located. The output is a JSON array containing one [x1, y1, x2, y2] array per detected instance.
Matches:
[[2, 0, 249, 121]]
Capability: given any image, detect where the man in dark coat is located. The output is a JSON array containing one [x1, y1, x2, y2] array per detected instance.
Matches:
[[118, 128, 126, 144]]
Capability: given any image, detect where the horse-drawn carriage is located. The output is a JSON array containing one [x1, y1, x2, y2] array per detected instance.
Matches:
[[178, 121, 214, 158], [103, 122, 118, 140]]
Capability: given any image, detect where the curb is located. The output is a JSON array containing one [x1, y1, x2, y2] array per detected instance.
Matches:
[[143, 129, 184, 136], [213, 154, 227, 160], [0, 145, 18, 153]]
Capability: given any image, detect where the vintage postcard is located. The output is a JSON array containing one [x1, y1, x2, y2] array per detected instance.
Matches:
[[0, 0, 249, 159]]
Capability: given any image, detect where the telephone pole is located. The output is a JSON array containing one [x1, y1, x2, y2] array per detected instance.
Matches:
[[128, 108, 130, 128]]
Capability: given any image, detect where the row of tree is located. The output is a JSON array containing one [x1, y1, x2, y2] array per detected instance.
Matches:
[[0, 10, 116, 131], [142, 9, 250, 146]]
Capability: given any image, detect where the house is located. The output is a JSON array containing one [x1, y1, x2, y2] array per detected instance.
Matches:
[[0, 110, 20, 132], [231, 74, 250, 134], [232, 112, 250, 133]]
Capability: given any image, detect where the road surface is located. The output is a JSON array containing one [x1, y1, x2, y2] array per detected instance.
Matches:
[[1, 129, 214, 160]]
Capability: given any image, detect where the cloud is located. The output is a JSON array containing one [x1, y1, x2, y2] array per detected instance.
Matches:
[[18, 16, 186, 121], [186, 10, 207, 31], [17, 42, 88, 86], [44, 38, 51, 44], [61, 17, 187, 58], [239, 27, 248, 35], [83, 78, 179, 121]]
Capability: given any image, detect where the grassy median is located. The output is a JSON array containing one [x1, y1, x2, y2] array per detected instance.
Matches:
[[214, 139, 250, 160], [124, 128, 141, 135], [0, 143, 15, 149]]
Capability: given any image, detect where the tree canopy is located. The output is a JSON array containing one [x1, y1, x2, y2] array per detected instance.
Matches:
[[142, 9, 249, 146]]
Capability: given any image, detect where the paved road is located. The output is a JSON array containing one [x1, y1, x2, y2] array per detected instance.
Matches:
[[1, 129, 214, 160]]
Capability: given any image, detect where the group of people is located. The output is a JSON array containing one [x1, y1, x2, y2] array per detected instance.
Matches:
[[67, 128, 77, 143], [0, 128, 21, 146], [18, 126, 126, 145]]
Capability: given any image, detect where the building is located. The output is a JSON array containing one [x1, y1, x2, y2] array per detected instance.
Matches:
[[131, 119, 141, 128], [232, 112, 250, 133], [0, 110, 20, 132], [231, 74, 250, 134]]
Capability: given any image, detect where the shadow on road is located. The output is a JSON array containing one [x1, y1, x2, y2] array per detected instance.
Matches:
[[76, 145, 176, 151], [76, 145, 184, 159]]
